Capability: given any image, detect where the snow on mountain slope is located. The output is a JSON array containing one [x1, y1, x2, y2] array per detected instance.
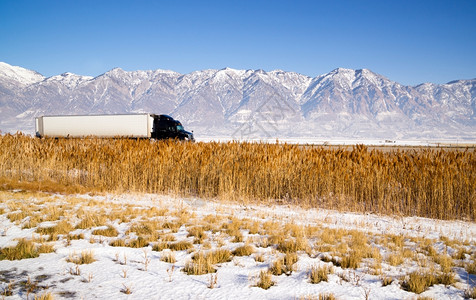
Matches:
[[0, 62, 44, 87], [43, 73, 93, 89], [0, 61, 474, 140]]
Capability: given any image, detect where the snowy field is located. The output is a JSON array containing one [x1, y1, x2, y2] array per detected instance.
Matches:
[[0, 191, 475, 299]]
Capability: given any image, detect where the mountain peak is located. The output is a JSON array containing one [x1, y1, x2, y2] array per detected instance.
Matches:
[[103, 67, 125, 76], [330, 68, 375, 76], [331, 67, 354, 73], [45, 72, 92, 88], [217, 67, 243, 74], [0, 61, 44, 85], [52, 72, 91, 79]]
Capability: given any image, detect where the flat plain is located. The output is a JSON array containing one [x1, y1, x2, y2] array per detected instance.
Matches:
[[0, 135, 475, 299]]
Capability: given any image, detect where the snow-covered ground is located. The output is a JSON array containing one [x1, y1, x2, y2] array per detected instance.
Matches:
[[0, 191, 475, 299]]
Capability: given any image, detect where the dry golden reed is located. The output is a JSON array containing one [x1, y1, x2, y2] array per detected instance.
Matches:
[[1, 134, 475, 220]]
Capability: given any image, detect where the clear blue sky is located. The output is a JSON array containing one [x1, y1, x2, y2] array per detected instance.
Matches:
[[1, 0, 475, 85]]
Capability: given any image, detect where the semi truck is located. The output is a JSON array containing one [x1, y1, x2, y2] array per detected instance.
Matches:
[[35, 113, 194, 141]]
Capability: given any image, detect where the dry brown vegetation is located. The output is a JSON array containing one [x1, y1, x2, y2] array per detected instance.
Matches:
[[256, 270, 274, 289], [1, 134, 475, 220], [0, 239, 54, 260], [233, 244, 255, 256], [309, 265, 333, 284], [66, 250, 96, 265]]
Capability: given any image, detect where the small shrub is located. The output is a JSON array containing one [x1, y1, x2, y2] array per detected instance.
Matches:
[[387, 252, 404, 266], [36, 220, 73, 236], [270, 252, 298, 276], [208, 249, 232, 264], [152, 242, 169, 252], [188, 226, 206, 238], [310, 265, 332, 284], [466, 260, 476, 275], [257, 237, 269, 248], [402, 271, 436, 294], [320, 228, 347, 244], [169, 240, 193, 251], [425, 245, 437, 257], [76, 214, 107, 229], [7, 211, 28, 223], [92, 225, 118, 237], [319, 294, 336, 300], [268, 234, 285, 246], [66, 250, 96, 265], [389, 234, 404, 249], [174, 209, 192, 225], [341, 251, 361, 269], [246, 220, 260, 235], [66, 233, 84, 241], [207, 273, 218, 289], [284, 252, 298, 273], [256, 270, 274, 289], [202, 241, 212, 249], [231, 231, 244, 243], [436, 271, 456, 286], [381, 275, 393, 286], [126, 236, 149, 248], [321, 255, 341, 267], [1, 280, 14, 296], [161, 251, 176, 263], [109, 238, 126, 247], [452, 248, 467, 260], [277, 239, 308, 253], [162, 221, 180, 233], [255, 252, 265, 262], [37, 243, 55, 254], [34, 291, 55, 300], [270, 258, 285, 276], [183, 252, 216, 275], [0, 239, 39, 260], [160, 234, 176, 242], [233, 244, 255, 256], [121, 283, 132, 294], [127, 222, 157, 236], [23, 216, 41, 229], [434, 254, 453, 273]]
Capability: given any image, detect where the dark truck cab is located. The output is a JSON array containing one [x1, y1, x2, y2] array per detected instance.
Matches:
[[153, 114, 195, 141]]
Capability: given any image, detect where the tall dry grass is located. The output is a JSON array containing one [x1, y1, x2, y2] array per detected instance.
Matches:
[[1, 134, 475, 220]]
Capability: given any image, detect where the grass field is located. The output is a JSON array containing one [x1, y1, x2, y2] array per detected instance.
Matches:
[[1, 134, 475, 220]]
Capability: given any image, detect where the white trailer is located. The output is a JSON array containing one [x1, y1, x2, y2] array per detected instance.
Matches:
[[35, 113, 195, 141], [35, 114, 155, 138]]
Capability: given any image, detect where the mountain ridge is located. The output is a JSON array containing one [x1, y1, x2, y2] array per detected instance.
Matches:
[[0, 62, 474, 140]]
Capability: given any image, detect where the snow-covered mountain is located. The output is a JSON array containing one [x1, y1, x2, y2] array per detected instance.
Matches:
[[0, 62, 474, 140]]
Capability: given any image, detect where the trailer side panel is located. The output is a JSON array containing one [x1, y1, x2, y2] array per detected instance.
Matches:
[[38, 114, 152, 138]]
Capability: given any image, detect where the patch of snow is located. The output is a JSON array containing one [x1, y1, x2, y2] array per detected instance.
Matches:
[[0, 62, 45, 85], [45, 73, 93, 89]]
